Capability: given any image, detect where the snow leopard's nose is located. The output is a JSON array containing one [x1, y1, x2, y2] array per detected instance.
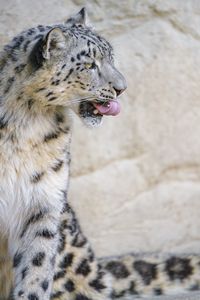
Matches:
[[103, 61, 127, 95], [110, 67, 127, 96], [113, 87, 126, 97]]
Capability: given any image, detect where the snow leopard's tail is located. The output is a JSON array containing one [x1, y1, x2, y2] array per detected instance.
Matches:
[[98, 252, 200, 299]]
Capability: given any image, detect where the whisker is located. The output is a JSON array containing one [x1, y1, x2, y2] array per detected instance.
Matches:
[[66, 96, 111, 106], [68, 96, 95, 105], [53, 95, 111, 107]]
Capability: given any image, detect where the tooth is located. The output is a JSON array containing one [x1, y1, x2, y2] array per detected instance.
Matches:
[[93, 109, 98, 115]]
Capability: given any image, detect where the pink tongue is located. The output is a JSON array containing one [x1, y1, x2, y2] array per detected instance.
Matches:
[[93, 100, 121, 116]]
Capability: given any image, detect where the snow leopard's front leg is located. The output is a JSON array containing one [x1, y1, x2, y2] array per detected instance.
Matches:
[[11, 206, 62, 300], [51, 202, 113, 300], [0, 236, 12, 300]]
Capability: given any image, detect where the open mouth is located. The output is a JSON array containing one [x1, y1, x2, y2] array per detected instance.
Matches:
[[93, 100, 121, 116], [79, 99, 121, 119]]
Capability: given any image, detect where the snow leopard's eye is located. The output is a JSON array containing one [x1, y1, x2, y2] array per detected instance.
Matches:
[[85, 62, 97, 70]]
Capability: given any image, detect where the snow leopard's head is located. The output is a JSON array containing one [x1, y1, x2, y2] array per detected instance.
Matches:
[[4, 8, 127, 127]]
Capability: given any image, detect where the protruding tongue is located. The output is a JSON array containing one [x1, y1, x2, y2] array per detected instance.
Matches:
[[93, 100, 121, 116]]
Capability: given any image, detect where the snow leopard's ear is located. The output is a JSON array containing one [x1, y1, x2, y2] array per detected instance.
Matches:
[[65, 8, 88, 27], [42, 27, 67, 60], [29, 27, 68, 70]]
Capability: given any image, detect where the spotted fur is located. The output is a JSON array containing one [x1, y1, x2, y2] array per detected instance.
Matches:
[[0, 7, 199, 300], [49, 203, 200, 299]]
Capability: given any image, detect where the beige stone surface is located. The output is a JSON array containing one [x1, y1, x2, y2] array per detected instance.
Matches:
[[1, 0, 200, 258]]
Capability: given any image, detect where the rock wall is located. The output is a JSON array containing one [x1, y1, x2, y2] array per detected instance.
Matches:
[[1, 0, 200, 257]]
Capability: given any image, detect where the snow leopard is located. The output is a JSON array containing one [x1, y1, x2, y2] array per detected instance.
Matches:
[[0, 7, 199, 300]]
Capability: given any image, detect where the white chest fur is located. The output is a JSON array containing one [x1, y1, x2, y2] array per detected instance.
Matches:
[[0, 107, 71, 239]]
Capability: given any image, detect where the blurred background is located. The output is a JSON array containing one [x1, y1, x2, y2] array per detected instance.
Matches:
[[1, 0, 200, 258]]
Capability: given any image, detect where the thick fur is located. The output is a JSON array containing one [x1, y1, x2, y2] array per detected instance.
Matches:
[[0, 8, 199, 300]]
